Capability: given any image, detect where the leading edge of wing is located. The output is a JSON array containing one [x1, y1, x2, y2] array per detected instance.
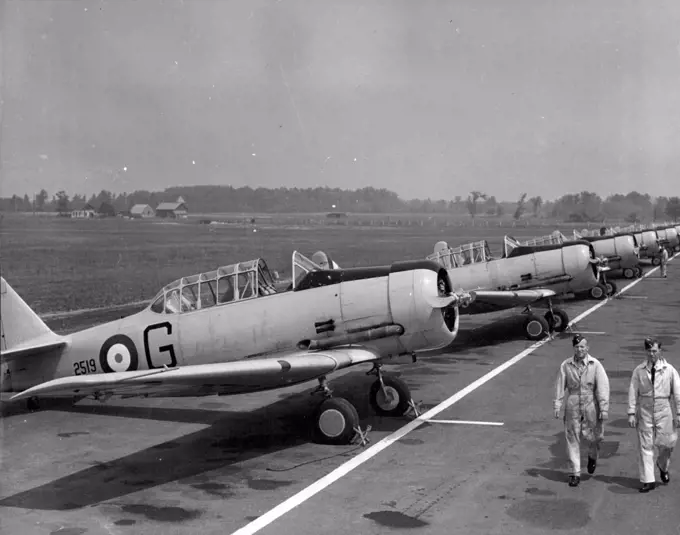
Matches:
[[468, 288, 556, 308], [8, 347, 381, 402]]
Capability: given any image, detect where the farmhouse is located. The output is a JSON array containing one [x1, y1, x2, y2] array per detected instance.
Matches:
[[155, 196, 188, 219], [130, 204, 155, 218], [71, 202, 96, 219]]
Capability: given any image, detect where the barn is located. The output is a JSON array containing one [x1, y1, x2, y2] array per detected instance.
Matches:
[[130, 204, 155, 218], [155, 196, 188, 219]]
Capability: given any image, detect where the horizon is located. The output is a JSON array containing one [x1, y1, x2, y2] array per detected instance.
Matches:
[[2, 1, 680, 200]]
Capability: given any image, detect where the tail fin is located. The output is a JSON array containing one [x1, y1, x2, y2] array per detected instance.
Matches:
[[1, 278, 64, 359]]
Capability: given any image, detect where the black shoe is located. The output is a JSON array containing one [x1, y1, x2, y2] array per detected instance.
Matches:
[[657, 463, 670, 484], [587, 457, 597, 474], [639, 482, 655, 493], [568, 475, 580, 487]]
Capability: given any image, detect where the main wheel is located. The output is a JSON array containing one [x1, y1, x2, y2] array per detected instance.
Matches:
[[314, 397, 359, 445], [652, 257, 662, 266], [369, 376, 411, 417], [523, 314, 550, 341], [588, 284, 608, 300], [604, 280, 618, 296], [623, 267, 635, 279], [634, 266, 643, 278], [545, 307, 569, 333]]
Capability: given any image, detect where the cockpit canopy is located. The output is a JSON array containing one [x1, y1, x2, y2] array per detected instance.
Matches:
[[148, 251, 326, 315], [428, 240, 494, 268], [520, 231, 567, 247], [149, 257, 278, 315]]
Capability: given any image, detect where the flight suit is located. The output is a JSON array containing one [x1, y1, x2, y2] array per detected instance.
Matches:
[[628, 358, 680, 483], [554, 354, 610, 475], [660, 248, 669, 278]]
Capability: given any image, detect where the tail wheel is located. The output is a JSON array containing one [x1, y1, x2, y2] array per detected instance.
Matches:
[[623, 268, 635, 279], [369, 376, 411, 417], [314, 397, 359, 445], [27, 397, 40, 411], [523, 314, 550, 341], [605, 280, 618, 296], [545, 308, 569, 333], [588, 284, 608, 300]]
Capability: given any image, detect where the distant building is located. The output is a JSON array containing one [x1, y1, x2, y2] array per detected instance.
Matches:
[[98, 202, 116, 218], [71, 202, 96, 219], [130, 204, 155, 218], [155, 196, 188, 219]]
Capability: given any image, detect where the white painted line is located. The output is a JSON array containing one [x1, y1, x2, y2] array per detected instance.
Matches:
[[230, 254, 674, 535], [567, 331, 607, 335], [427, 419, 504, 426], [616, 295, 648, 299]]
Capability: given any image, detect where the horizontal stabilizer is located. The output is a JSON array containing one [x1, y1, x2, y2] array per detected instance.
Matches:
[[1, 339, 67, 363], [9, 347, 380, 402]]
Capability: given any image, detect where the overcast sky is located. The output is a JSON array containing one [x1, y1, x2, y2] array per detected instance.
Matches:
[[2, 0, 679, 201]]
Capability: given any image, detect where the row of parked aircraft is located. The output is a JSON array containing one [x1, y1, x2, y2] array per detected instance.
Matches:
[[1, 222, 678, 445]]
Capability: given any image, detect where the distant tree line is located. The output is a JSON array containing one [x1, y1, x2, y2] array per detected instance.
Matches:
[[1, 186, 679, 222]]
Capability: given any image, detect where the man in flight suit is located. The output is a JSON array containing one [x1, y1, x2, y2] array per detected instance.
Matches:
[[659, 245, 669, 278], [628, 337, 680, 492], [554, 334, 611, 487]]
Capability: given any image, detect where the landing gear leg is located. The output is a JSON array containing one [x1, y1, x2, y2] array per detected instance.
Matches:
[[311, 375, 370, 446], [367, 363, 413, 418], [543, 299, 570, 334]]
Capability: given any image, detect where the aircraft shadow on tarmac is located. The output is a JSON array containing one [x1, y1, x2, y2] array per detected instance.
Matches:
[[0, 370, 431, 511]]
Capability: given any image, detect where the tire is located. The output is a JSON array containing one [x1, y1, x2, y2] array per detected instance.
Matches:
[[588, 284, 608, 300], [652, 257, 661, 266], [369, 376, 411, 417], [545, 307, 569, 333], [623, 268, 635, 279], [604, 280, 617, 296], [314, 397, 360, 445], [634, 267, 643, 278], [523, 314, 550, 341]]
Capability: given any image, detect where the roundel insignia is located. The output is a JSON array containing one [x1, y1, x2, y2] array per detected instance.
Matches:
[[100, 334, 139, 373]]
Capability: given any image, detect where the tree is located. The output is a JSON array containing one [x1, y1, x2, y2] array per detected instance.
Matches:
[[466, 191, 487, 219], [55, 190, 70, 215], [665, 197, 680, 222], [654, 196, 669, 220], [35, 189, 48, 211], [514, 192, 528, 220], [530, 196, 543, 216]]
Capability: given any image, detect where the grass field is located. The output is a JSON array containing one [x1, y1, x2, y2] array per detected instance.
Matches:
[[1, 213, 595, 314]]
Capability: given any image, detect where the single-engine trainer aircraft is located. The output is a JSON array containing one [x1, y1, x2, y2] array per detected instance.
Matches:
[[1, 251, 471, 445], [523, 230, 643, 281], [423, 237, 612, 340]]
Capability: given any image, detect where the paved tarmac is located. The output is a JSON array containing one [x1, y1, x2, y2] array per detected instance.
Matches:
[[1, 259, 679, 535]]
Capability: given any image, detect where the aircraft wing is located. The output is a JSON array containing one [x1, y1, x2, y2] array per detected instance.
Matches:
[[463, 289, 556, 314], [9, 347, 381, 402]]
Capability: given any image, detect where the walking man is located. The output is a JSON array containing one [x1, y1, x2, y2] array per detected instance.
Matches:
[[554, 334, 611, 487], [628, 337, 680, 492], [659, 245, 669, 278]]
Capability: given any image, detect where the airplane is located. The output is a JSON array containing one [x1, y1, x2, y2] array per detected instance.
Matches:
[[422, 237, 613, 341], [653, 225, 679, 253], [632, 228, 663, 265], [0, 251, 473, 445], [313, 237, 610, 342]]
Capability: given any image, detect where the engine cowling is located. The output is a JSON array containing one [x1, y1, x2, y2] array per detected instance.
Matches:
[[386, 261, 466, 353]]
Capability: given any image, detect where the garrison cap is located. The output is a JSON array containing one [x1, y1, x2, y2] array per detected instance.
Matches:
[[644, 337, 661, 350], [572, 334, 586, 346]]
